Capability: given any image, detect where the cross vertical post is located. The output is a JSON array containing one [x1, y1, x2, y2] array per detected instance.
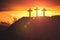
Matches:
[[28, 8, 32, 17], [35, 7, 39, 17]]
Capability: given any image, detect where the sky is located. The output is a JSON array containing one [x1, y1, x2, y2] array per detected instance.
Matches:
[[0, 0, 60, 24], [0, 0, 60, 11]]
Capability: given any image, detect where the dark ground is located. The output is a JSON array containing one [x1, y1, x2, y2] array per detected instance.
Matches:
[[0, 15, 60, 40]]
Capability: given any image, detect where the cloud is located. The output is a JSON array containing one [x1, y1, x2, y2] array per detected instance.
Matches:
[[48, 0, 60, 6], [0, 0, 29, 11], [0, 0, 60, 11]]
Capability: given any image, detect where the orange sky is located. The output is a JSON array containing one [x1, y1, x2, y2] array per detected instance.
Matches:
[[0, 0, 60, 24]]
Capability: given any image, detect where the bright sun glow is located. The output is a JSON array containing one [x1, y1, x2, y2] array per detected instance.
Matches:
[[9, 7, 56, 18], [0, 7, 60, 19], [10, 10, 55, 19], [2, 6, 57, 20], [0, 6, 60, 24]]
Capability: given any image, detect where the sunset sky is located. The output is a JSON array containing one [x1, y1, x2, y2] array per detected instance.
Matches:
[[0, 0, 60, 24]]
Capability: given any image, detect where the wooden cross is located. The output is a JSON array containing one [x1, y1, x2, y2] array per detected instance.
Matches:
[[28, 8, 32, 17], [42, 8, 47, 16], [35, 7, 39, 17]]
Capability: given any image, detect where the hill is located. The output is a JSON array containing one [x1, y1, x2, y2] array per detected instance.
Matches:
[[0, 16, 60, 40]]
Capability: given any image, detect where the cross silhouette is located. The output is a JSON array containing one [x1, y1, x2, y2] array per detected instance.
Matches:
[[28, 8, 32, 17], [42, 8, 47, 16], [35, 7, 39, 17]]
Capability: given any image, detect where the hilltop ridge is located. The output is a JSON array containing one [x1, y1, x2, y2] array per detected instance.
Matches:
[[0, 15, 60, 40]]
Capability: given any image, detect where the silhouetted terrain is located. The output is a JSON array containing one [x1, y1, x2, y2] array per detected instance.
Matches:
[[0, 22, 10, 31], [0, 15, 60, 40]]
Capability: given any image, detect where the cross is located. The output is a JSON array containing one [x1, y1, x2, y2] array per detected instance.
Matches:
[[42, 8, 47, 16], [35, 7, 39, 17], [28, 8, 32, 17]]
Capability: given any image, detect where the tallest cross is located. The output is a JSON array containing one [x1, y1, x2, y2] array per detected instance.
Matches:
[[35, 7, 40, 17]]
